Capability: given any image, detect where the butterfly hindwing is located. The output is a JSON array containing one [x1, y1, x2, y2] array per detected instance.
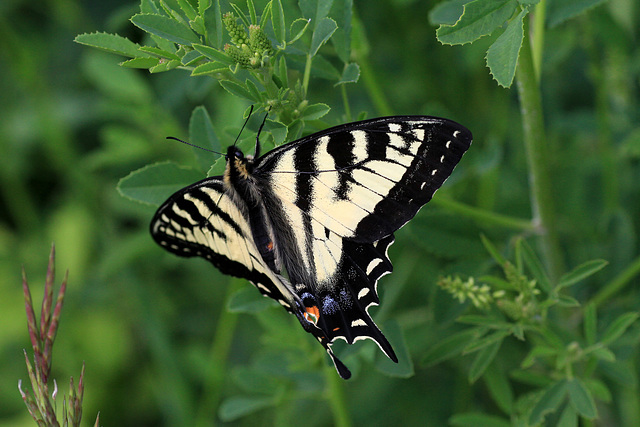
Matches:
[[151, 115, 472, 379]]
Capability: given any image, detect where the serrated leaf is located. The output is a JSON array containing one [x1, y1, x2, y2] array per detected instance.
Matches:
[[335, 62, 360, 85], [310, 17, 337, 57], [429, 0, 468, 25], [74, 32, 148, 58], [469, 339, 502, 382], [547, 0, 608, 27], [218, 395, 278, 421], [567, 378, 597, 419], [529, 380, 568, 425], [120, 57, 160, 69], [149, 59, 181, 73], [219, 80, 255, 100], [486, 8, 526, 88], [117, 162, 204, 206], [181, 49, 204, 65], [557, 259, 608, 289], [600, 312, 639, 346], [300, 103, 330, 120], [131, 13, 201, 45], [289, 18, 312, 44], [191, 61, 228, 76], [437, 0, 518, 45]]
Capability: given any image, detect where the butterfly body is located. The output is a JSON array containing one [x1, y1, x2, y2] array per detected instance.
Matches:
[[151, 116, 472, 379]]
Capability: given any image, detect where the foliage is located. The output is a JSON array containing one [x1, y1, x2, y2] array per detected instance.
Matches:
[[1, 0, 639, 426]]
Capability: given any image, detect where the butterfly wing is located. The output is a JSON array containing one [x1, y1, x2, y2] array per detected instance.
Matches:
[[150, 178, 298, 311], [252, 116, 471, 374]]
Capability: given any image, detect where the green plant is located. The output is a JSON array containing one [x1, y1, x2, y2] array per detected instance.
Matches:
[[57, 0, 640, 425], [19, 245, 99, 427]]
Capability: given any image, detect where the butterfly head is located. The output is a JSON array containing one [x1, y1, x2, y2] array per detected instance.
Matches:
[[225, 145, 255, 182]]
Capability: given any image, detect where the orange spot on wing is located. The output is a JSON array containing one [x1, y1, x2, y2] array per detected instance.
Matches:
[[304, 305, 320, 324], [333, 327, 340, 331]]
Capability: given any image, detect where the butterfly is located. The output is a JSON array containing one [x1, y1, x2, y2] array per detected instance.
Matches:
[[151, 115, 472, 379]]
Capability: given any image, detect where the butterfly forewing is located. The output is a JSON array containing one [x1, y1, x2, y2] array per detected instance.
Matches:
[[150, 179, 296, 311], [151, 115, 472, 379]]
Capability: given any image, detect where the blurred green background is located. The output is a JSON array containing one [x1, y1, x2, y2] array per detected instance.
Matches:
[[1, 0, 639, 426]]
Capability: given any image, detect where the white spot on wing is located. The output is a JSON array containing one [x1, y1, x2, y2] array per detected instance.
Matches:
[[357, 287, 370, 299], [351, 319, 367, 327]]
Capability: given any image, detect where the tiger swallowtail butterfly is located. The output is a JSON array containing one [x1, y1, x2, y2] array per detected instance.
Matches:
[[151, 115, 472, 379]]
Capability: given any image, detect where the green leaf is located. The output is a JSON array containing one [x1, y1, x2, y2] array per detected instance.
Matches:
[[330, 0, 353, 63], [437, 0, 518, 45], [468, 338, 502, 383], [193, 44, 234, 64], [300, 103, 330, 120], [191, 61, 228, 76], [375, 319, 414, 378], [483, 362, 514, 414], [310, 17, 338, 57], [74, 32, 147, 58], [189, 106, 221, 172], [422, 328, 483, 366], [149, 59, 181, 73], [486, 8, 526, 88], [335, 62, 360, 85], [181, 49, 204, 65], [429, 0, 468, 26], [176, 0, 197, 20], [219, 80, 255, 100], [547, 0, 608, 27], [557, 259, 608, 289], [557, 404, 578, 427], [520, 238, 551, 292], [218, 395, 278, 421], [529, 380, 568, 425], [138, 46, 180, 60], [449, 412, 511, 427], [464, 329, 509, 354], [227, 285, 278, 313], [600, 312, 639, 346], [289, 18, 312, 44], [567, 378, 597, 419], [131, 13, 201, 45], [120, 57, 160, 69], [117, 162, 204, 206], [272, 0, 286, 46]]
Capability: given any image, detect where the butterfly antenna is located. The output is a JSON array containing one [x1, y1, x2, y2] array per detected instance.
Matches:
[[165, 137, 223, 155], [254, 111, 269, 159], [233, 105, 255, 148]]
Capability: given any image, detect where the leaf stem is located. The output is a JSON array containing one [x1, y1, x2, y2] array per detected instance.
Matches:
[[515, 20, 564, 280]]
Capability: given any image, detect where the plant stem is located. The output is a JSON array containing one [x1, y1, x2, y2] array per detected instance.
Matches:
[[531, 0, 546, 79], [434, 196, 534, 231], [515, 19, 564, 280]]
